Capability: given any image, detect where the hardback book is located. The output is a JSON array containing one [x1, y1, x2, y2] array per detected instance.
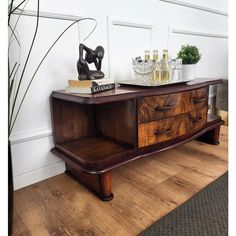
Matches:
[[68, 78, 114, 88], [66, 83, 115, 94]]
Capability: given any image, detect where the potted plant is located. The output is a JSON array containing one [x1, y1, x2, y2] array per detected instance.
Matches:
[[177, 44, 201, 80]]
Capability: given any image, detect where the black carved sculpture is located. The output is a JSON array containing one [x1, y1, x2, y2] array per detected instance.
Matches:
[[77, 43, 105, 80]]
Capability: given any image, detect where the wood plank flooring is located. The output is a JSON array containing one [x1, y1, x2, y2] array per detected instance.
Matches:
[[12, 126, 228, 236]]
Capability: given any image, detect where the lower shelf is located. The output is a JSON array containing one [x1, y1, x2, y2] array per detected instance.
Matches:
[[54, 136, 132, 170]]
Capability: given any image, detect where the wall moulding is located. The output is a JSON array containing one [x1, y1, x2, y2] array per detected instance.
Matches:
[[159, 0, 228, 16], [169, 27, 228, 39], [12, 6, 84, 22], [107, 16, 158, 78], [168, 25, 228, 48], [10, 128, 52, 145]]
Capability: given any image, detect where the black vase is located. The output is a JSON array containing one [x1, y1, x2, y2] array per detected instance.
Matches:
[[8, 141, 14, 236]]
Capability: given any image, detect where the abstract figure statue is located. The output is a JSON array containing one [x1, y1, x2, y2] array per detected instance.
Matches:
[[77, 43, 105, 80]]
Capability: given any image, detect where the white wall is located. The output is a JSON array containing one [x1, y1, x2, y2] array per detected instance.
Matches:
[[9, 0, 228, 190]]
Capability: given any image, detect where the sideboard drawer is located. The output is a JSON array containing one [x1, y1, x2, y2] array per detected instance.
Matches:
[[187, 87, 208, 112], [138, 114, 189, 147], [138, 93, 183, 123], [138, 106, 207, 148], [138, 87, 208, 123]]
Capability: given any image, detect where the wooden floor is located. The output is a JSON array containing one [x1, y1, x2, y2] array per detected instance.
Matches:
[[12, 126, 228, 236]]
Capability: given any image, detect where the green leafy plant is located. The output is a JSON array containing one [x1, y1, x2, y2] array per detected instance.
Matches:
[[177, 44, 201, 65], [8, 0, 97, 135]]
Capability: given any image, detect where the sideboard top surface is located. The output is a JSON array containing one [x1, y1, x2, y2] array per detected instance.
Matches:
[[51, 78, 222, 104]]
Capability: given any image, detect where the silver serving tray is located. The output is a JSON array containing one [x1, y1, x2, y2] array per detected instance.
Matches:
[[118, 78, 190, 87]]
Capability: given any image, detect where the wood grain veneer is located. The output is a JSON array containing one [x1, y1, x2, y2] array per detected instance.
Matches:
[[138, 87, 208, 123], [188, 107, 208, 132], [96, 99, 136, 147], [138, 114, 189, 147], [50, 98, 96, 144], [138, 106, 207, 147]]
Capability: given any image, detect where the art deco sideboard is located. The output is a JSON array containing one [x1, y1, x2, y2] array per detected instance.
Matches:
[[50, 78, 223, 201]]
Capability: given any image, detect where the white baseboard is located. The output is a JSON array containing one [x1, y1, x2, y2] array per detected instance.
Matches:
[[14, 161, 66, 190]]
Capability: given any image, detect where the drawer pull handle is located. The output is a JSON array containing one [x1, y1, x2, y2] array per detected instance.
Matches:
[[192, 98, 206, 103], [154, 105, 175, 111], [154, 128, 172, 135], [191, 116, 203, 123]]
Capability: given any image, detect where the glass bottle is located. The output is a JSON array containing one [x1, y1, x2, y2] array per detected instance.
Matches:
[[160, 49, 171, 82], [144, 50, 150, 61], [152, 50, 158, 61], [171, 58, 182, 81], [152, 50, 160, 83]]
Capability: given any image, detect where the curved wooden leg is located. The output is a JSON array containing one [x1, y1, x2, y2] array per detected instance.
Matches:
[[65, 164, 114, 201], [99, 171, 114, 201]]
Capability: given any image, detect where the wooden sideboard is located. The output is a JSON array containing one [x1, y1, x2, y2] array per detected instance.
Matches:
[[50, 78, 224, 201]]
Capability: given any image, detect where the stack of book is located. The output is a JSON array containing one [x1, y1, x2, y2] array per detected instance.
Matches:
[[66, 78, 115, 94]]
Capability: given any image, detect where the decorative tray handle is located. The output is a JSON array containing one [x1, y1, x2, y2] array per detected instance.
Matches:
[[154, 105, 175, 111]]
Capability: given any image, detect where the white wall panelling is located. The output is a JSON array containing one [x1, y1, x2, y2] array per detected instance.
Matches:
[[159, 0, 228, 16], [10, 15, 83, 135], [10, 1, 228, 189], [9, 11, 83, 189], [107, 17, 158, 81], [168, 25, 228, 99]]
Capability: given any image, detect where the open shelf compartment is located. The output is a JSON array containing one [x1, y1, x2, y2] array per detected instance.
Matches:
[[55, 136, 132, 167]]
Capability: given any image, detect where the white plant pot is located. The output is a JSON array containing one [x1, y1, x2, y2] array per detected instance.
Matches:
[[182, 64, 196, 81]]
